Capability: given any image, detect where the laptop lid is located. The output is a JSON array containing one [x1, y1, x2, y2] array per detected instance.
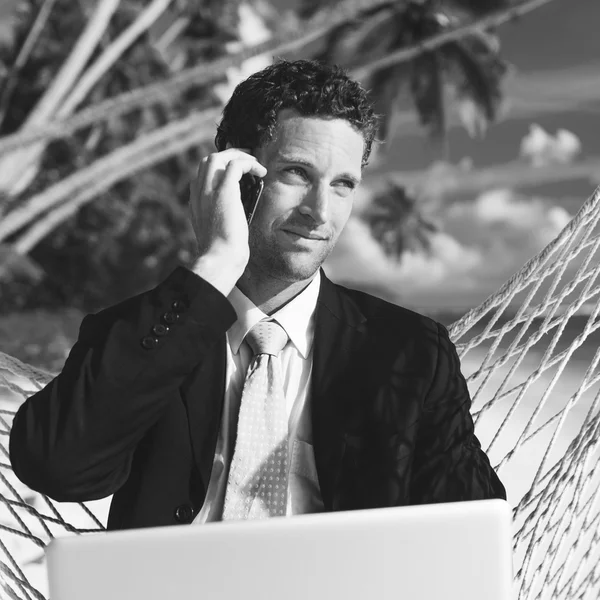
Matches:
[[46, 498, 513, 600]]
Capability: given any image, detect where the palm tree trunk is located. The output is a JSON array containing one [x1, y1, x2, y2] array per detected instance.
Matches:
[[13, 117, 216, 256], [0, 0, 175, 199], [0, 0, 59, 128], [0, 0, 399, 156], [0, 0, 122, 198], [0, 108, 220, 244], [58, 0, 174, 117]]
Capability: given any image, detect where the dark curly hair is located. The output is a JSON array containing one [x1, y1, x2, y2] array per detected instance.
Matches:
[[215, 59, 379, 167]]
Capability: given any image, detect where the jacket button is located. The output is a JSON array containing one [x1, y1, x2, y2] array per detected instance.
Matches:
[[172, 299, 187, 313], [162, 311, 179, 325], [151, 323, 169, 337], [174, 504, 194, 523], [141, 336, 159, 349]]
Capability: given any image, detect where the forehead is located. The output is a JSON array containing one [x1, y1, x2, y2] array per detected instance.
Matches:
[[261, 109, 365, 171]]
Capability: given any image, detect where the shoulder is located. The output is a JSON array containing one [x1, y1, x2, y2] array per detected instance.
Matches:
[[327, 280, 457, 386], [332, 280, 445, 339]]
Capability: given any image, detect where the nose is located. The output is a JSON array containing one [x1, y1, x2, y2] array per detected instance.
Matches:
[[298, 184, 328, 225]]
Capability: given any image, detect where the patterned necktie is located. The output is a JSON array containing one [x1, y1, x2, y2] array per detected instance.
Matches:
[[222, 319, 289, 520]]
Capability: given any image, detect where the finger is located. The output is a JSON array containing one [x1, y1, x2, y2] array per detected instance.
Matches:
[[220, 158, 267, 189], [189, 179, 198, 207], [188, 181, 201, 229], [195, 155, 211, 193], [207, 156, 266, 195], [195, 149, 251, 187], [198, 152, 257, 191]]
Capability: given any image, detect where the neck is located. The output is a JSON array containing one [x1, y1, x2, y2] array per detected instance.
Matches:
[[236, 270, 317, 315]]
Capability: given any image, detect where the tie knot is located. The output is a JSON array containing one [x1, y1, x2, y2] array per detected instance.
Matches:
[[245, 320, 289, 357]]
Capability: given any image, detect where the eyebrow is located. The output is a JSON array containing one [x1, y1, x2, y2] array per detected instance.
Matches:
[[277, 155, 362, 186]]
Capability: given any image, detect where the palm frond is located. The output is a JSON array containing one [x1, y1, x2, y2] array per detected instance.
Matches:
[[443, 35, 507, 135], [363, 182, 439, 257], [368, 62, 411, 141], [316, 3, 400, 66], [180, 0, 241, 46], [410, 51, 446, 140]]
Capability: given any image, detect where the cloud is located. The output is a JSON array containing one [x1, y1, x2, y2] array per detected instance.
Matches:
[[447, 188, 572, 255], [325, 188, 574, 314], [519, 124, 582, 167]]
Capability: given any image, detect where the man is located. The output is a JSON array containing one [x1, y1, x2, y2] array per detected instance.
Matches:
[[9, 59, 505, 530]]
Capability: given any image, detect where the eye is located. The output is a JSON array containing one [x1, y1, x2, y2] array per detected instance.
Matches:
[[285, 167, 306, 178], [335, 179, 356, 191]]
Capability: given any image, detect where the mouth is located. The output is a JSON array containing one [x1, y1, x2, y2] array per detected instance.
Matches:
[[281, 228, 328, 241]]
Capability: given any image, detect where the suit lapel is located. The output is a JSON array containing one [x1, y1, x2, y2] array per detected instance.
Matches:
[[180, 336, 227, 489], [311, 271, 367, 511]]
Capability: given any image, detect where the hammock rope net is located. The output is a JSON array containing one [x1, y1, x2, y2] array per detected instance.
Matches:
[[1, 185, 600, 600]]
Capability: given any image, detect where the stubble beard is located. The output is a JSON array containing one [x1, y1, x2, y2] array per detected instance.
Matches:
[[247, 227, 332, 284]]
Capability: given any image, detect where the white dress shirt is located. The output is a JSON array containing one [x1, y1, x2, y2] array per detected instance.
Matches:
[[193, 273, 324, 523]]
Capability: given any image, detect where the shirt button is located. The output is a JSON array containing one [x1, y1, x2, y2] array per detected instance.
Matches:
[[151, 323, 169, 337], [162, 311, 179, 325], [140, 336, 159, 350], [174, 504, 194, 523]]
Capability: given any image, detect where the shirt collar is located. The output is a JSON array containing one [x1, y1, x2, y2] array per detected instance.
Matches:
[[227, 272, 321, 359]]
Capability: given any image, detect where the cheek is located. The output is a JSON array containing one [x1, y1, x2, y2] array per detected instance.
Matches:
[[261, 182, 303, 214], [253, 187, 287, 225], [268, 179, 303, 198], [331, 197, 354, 230]]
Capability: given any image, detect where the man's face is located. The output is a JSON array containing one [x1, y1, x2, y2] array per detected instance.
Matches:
[[248, 109, 365, 285]]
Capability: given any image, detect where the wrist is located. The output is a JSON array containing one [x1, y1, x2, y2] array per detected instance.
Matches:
[[191, 253, 242, 297]]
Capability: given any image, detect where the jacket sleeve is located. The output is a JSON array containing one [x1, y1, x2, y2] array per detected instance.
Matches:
[[409, 322, 507, 504], [9, 266, 236, 502]]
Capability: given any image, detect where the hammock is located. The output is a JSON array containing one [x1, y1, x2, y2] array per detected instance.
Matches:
[[2, 185, 600, 600]]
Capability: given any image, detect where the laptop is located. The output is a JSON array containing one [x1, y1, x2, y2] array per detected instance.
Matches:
[[46, 498, 514, 600]]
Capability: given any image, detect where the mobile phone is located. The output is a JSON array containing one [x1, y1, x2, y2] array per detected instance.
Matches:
[[239, 174, 264, 224]]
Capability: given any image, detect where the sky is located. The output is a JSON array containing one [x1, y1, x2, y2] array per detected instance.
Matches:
[[323, 0, 600, 317]]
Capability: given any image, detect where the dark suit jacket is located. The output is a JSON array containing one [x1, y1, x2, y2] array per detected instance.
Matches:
[[9, 267, 506, 530]]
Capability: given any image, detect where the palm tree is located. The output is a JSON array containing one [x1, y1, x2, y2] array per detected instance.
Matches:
[[363, 182, 439, 257], [0, 0, 555, 301], [0, 0, 258, 308], [308, 0, 509, 144]]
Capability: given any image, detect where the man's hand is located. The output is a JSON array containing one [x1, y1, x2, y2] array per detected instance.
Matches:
[[189, 148, 267, 296]]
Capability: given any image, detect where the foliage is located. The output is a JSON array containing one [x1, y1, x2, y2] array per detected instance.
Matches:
[[310, 0, 509, 144], [363, 183, 439, 257], [0, 0, 235, 313], [0, 0, 523, 314]]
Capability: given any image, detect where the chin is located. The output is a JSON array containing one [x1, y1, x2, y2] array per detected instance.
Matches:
[[279, 265, 320, 283], [266, 257, 323, 283], [248, 241, 331, 283]]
